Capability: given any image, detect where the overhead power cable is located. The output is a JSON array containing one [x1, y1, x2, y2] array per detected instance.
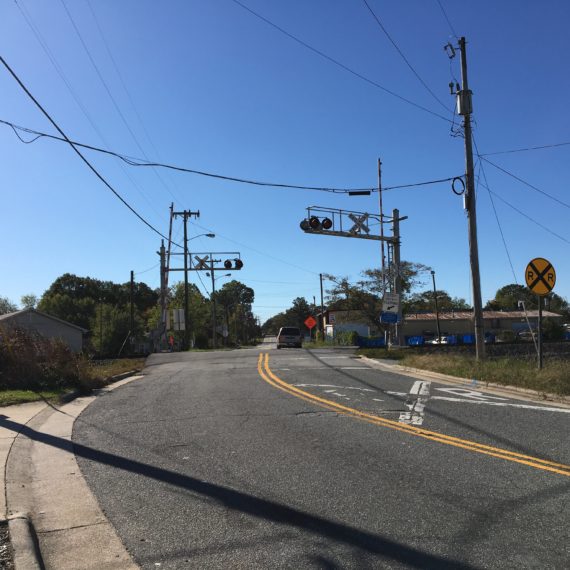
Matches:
[[14, 0, 168, 224], [479, 141, 570, 156], [478, 181, 570, 246], [230, 0, 452, 124], [0, 56, 177, 247], [0, 119, 458, 194], [60, 0, 181, 206], [435, 0, 459, 39], [480, 156, 570, 211], [361, 0, 450, 112]]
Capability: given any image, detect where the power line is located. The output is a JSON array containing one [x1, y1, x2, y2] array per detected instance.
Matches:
[[230, 0, 452, 124], [59, 0, 181, 206], [479, 141, 570, 156], [476, 160, 518, 282], [435, 0, 459, 39], [361, 0, 450, 112], [478, 180, 570, 246], [0, 56, 177, 246], [14, 0, 168, 224], [0, 119, 459, 194], [480, 156, 570, 210]]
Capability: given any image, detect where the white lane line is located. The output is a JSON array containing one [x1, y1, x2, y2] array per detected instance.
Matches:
[[399, 381, 431, 426], [295, 384, 376, 392], [386, 391, 407, 397], [431, 396, 570, 413], [338, 367, 370, 370]]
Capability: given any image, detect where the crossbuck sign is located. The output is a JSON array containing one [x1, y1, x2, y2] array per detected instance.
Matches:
[[348, 213, 370, 235]]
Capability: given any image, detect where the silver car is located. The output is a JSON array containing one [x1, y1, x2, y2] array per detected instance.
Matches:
[[277, 327, 302, 349]]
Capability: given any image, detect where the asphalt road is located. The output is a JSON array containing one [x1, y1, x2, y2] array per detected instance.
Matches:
[[73, 344, 570, 569]]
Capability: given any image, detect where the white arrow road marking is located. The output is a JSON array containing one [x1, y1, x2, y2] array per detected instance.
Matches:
[[431, 396, 570, 413], [435, 387, 508, 401], [399, 381, 431, 426]]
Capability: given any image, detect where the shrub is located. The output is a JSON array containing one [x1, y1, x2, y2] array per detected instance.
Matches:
[[0, 326, 95, 392]]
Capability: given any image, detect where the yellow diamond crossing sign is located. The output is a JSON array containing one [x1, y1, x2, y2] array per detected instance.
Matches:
[[525, 257, 556, 296]]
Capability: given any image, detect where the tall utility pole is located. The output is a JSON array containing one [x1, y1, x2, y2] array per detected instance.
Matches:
[[458, 37, 485, 359], [378, 158, 386, 293], [319, 273, 325, 337], [129, 270, 134, 346], [172, 209, 200, 350], [392, 209, 402, 345]]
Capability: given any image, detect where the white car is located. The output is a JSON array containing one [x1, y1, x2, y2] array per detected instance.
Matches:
[[427, 336, 448, 345]]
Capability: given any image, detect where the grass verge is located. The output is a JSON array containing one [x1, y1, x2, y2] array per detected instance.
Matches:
[[358, 349, 570, 396], [0, 357, 146, 407]]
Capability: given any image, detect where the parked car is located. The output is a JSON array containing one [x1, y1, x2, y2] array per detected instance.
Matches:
[[277, 327, 302, 349], [427, 336, 448, 345], [517, 330, 536, 342]]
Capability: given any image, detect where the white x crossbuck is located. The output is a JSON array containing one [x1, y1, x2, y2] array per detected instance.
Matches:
[[348, 213, 370, 234]]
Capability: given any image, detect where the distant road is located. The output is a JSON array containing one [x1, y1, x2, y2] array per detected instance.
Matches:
[[74, 345, 570, 569]]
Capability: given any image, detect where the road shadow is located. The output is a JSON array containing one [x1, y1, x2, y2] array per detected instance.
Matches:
[[1, 414, 474, 570]]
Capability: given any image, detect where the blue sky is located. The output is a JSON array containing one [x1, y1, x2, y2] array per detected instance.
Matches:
[[1, 0, 569, 323]]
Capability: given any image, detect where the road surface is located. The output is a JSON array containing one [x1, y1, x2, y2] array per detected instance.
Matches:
[[73, 344, 570, 568]]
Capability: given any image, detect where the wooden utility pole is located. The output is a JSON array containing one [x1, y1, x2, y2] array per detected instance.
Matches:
[[172, 209, 200, 350], [458, 37, 485, 359]]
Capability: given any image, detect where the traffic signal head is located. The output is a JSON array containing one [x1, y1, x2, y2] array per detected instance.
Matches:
[[321, 217, 333, 230], [309, 216, 321, 230], [300, 219, 310, 231], [234, 258, 243, 270], [224, 259, 232, 269]]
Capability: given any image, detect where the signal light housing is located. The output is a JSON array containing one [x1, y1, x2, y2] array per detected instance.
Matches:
[[234, 258, 243, 270], [309, 216, 321, 230], [321, 217, 333, 230], [224, 259, 232, 269], [300, 219, 310, 231]]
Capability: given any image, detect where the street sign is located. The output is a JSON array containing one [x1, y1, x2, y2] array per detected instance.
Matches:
[[382, 292, 400, 314], [304, 316, 317, 330], [380, 311, 398, 324], [525, 257, 556, 296]]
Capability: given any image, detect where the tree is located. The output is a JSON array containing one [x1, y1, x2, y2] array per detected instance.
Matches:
[[0, 296, 17, 315], [486, 284, 569, 318], [403, 290, 471, 313], [20, 293, 38, 309]]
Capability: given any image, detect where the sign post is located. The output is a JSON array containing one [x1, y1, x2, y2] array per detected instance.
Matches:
[[525, 257, 556, 370], [304, 316, 317, 341]]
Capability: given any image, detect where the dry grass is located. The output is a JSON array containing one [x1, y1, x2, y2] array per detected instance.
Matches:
[[359, 349, 570, 396]]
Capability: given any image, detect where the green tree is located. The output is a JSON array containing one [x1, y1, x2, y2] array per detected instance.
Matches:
[[403, 290, 471, 313], [486, 284, 569, 318], [20, 293, 38, 309], [0, 296, 17, 315]]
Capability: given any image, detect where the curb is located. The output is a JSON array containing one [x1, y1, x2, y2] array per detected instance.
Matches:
[[8, 513, 43, 570], [358, 356, 570, 405], [60, 369, 141, 404]]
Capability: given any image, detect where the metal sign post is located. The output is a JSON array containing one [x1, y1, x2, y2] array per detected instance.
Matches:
[[525, 257, 556, 370]]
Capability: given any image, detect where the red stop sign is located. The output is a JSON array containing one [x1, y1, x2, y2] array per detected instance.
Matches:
[[304, 316, 317, 330]]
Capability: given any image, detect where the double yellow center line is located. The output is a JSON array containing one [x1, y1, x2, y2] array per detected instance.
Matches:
[[258, 352, 570, 478]]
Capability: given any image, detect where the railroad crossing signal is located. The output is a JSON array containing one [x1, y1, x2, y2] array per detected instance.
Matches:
[[194, 255, 209, 269], [525, 257, 556, 296], [348, 213, 370, 235]]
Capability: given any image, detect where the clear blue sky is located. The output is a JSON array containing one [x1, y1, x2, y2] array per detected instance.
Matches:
[[1, 0, 569, 323]]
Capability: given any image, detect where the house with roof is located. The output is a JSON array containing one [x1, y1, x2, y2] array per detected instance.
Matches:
[[0, 308, 87, 352]]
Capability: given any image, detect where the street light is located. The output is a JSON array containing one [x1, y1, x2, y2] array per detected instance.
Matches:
[[206, 272, 231, 349], [431, 270, 442, 344]]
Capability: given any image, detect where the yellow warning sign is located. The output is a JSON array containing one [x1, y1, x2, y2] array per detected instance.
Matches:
[[525, 257, 556, 296]]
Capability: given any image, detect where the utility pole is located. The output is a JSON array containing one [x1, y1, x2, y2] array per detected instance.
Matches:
[[458, 36, 486, 359], [172, 209, 200, 350], [319, 273, 325, 337], [378, 158, 386, 293], [129, 270, 134, 350], [431, 270, 442, 343], [210, 261, 218, 349], [159, 240, 166, 348], [392, 209, 402, 345]]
